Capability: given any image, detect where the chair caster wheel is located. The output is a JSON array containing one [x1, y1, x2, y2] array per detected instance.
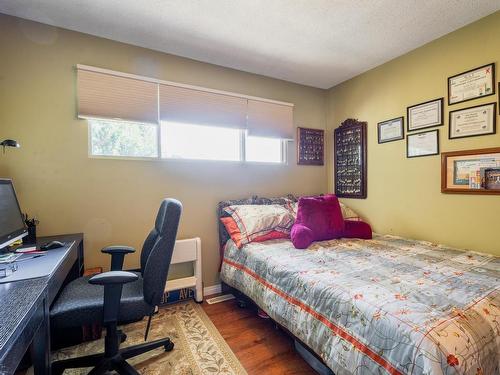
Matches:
[[164, 341, 174, 352], [237, 299, 247, 308]]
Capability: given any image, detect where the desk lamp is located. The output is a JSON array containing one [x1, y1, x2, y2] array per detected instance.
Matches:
[[1, 139, 20, 154]]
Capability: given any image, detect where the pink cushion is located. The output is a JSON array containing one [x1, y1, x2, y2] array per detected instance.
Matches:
[[343, 220, 372, 239], [291, 195, 345, 249], [290, 224, 314, 249]]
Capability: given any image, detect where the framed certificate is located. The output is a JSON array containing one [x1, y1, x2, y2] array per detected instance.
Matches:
[[407, 98, 443, 132], [407, 129, 439, 158], [449, 102, 496, 139], [441, 147, 500, 195], [448, 63, 495, 105], [377, 117, 404, 143]]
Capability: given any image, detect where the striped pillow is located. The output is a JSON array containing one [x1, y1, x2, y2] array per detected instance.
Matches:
[[220, 217, 289, 248], [223, 204, 294, 247], [339, 202, 361, 221]]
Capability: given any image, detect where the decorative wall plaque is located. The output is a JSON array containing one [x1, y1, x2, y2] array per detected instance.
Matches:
[[297, 127, 324, 165], [334, 118, 367, 199]]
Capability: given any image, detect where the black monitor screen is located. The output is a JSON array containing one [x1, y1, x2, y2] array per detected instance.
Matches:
[[0, 180, 26, 246]]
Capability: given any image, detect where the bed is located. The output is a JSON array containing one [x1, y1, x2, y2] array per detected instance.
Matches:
[[218, 197, 500, 375]]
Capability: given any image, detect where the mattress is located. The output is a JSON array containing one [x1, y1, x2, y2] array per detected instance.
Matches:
[[220, 234, 500, 375]]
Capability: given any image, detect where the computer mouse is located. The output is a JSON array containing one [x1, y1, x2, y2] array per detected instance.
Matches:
[[41, 240, 65, 250]]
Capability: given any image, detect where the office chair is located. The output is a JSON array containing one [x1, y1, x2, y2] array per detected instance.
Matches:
[[50, 198, 182, 375]]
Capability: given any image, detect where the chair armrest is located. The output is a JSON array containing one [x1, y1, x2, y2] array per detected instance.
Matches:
[[88, 271, 139, 324], [88, 271, 138, 285], [101, 246, 135, 254], [101, 246, 135, 271]]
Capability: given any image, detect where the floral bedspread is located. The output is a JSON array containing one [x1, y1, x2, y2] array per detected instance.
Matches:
[[220, 235, 500, 375]]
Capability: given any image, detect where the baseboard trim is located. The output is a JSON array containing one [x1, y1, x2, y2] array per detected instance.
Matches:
[[204, 283, 222, 296]]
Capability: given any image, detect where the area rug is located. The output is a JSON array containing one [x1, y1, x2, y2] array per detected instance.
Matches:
[[51, 301, 247, 375]]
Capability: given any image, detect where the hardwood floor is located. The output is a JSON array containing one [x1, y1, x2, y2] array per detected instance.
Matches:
[[202, 297, 316, 375]]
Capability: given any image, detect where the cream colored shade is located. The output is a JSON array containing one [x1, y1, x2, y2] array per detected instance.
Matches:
[[159, 84, 247, 129], [247, 99, 294, 139], [78, 66, 295, 137], [77, 68, 159, 123]]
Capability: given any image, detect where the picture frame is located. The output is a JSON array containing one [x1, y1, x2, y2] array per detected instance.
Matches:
[[297, 127, 324, 165], [484, 168, 500, 190], [449, 102, 496, 139], [447, 63, 495, 105], [406, 129, 439, 158], [407, 98, 443, 132], [441, 147, 500, 195], [377, 117, 404, 143]]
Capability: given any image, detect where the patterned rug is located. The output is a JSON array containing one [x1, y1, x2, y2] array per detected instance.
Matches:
[[50, 301, 247, 375]]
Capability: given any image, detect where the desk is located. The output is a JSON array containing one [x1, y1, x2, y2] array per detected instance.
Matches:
[[0, 234, 83, 375]]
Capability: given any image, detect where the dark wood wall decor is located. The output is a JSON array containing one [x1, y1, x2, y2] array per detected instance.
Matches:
[[297, 127, 324, 165], [334, 119, 367, 198]]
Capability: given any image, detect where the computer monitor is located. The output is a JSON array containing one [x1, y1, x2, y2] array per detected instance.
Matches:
[[0, 179, 27, 250]]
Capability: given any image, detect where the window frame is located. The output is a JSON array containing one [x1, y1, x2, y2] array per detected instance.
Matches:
[[160, 121, 243, 162], [87, 118, 161, 161], [87, 118, 287, 164], [243, 132, 288, 165]]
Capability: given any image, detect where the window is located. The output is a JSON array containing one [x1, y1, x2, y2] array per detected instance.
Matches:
[[89, 119, 158, 158], [89, 119, 286, 163], [80, 66, 293, 163], [161, 122, 240, 161], [245, 135, 283, 163]]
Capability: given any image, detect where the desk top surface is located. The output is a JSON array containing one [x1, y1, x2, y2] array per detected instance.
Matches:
[[0, 277, 47, 354], [0, 234, 83, 284], [0, 234, 83, 360], [0, 233, 83, 373]]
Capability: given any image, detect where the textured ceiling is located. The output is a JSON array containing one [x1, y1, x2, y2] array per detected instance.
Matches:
[[1, 1, 499, 89]]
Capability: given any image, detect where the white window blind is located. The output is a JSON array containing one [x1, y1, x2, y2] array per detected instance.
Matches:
[[77, 68, 159, 124], [247, 99, 294, 139], [159, 84, 247, 129], [77, 65, 294, 138]]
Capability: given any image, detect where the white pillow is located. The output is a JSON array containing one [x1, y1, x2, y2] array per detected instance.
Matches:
[[224, 204, 294, 246], [339, 202, 361, 221]]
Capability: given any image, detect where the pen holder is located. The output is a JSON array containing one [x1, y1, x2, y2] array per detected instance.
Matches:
[[23, 224, 37, 245]]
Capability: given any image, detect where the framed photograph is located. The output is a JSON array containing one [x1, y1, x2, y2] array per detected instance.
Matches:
[[448, 63, 495, 105], [485, 168, 500, 190], [407, 129, 439, 158], [449, 102, 496, 139], [297, 127, 324, 165], [441, 147, 500, 194], [378, 117, 404, 143], [407, 98, 443, 132]]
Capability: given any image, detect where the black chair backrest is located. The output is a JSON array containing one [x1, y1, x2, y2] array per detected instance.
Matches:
[[140, 198, 182, 307]]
